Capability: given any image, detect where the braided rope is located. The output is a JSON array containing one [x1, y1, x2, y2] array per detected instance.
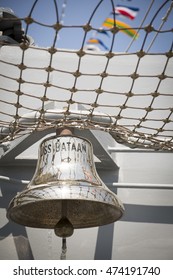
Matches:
[[0, 0, 173, 150]]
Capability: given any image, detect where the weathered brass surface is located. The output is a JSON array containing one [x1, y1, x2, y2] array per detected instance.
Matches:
[[7, 135, 124, 232]]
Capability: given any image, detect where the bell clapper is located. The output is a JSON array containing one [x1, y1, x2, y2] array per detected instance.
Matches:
[[54, 217, 74, 238], [54, 216, 74, 260]]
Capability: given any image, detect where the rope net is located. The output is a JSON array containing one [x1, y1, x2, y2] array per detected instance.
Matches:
[[0, 0, 173, 150]]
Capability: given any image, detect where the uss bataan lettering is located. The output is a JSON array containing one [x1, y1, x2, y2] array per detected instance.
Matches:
[[41, 139, 87, 156]]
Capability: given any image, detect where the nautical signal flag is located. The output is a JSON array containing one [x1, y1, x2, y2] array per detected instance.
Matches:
[[87, 38, 109, 50], [102, 18, 139, 39], [114, 5, 139, 20], [97, 28, 110, 37]]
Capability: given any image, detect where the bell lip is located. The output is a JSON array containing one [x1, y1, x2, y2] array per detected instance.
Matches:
[[7, 198, 124, 229], [6, 183, 124, 211]]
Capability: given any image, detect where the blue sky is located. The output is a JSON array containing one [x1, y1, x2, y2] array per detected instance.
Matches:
[[0, 0, 172, 52]]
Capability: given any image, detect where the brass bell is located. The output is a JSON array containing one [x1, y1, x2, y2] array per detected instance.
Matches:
[[7, 130, 124, 238]]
